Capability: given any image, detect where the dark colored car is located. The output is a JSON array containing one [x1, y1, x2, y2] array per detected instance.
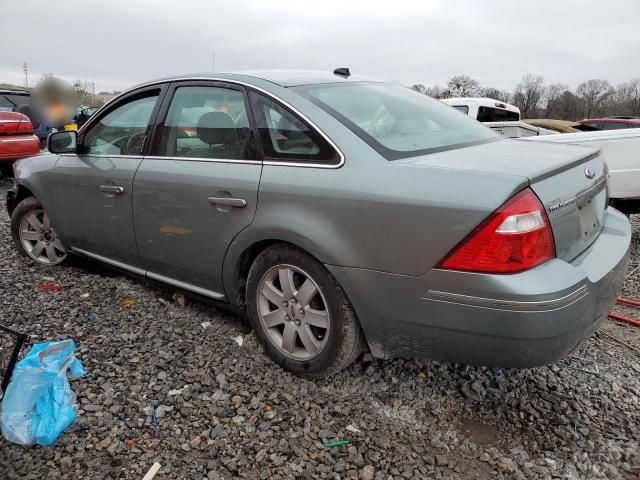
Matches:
[[0, 111, 40, 176], [578, 117, 640, 130]]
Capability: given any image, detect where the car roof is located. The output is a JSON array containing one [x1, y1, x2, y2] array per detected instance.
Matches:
[[0, 89, 30, 95], [133, 70, 381, 89], [579, 117, 640, 124]]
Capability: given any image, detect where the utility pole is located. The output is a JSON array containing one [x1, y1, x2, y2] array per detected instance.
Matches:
[[212, 50, 215, 72], [22, 63, 29, 88]]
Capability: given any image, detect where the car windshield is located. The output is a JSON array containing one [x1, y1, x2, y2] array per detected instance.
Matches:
[[296, 83, 497, 160]]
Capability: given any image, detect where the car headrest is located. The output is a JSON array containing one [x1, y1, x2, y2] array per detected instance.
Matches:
[[197, 111, 237, 145]]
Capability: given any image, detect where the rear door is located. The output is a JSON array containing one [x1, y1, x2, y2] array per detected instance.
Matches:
[[47, 86, 165, 268], [132, 81, 262, 298]]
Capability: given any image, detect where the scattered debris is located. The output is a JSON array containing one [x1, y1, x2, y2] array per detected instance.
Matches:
[[122, 297, 136, 308], [80, 293, 90, 298], [150, 400, 159, 428], [201, 321, 212, 329], [37, 283, 62, 292], [126, 439, 135, 448], [418, 371, 427, 379], [231, 335, 243, 347], [158, 298, 169, 306], [168, 386, 187, 396], [346, 424, 362, 434], [174, 293, 186, 307], [86, 313, 97, 322], [323, 438, 364, 448], [141, 462, 162, 480]]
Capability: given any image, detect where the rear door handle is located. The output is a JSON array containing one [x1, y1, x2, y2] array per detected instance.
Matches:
[[99, 185, 124, 194], [208, 196, 247, 208]]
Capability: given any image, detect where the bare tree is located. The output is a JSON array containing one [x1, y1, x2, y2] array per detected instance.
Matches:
[[613, 78, 640, 116], [425, 85, 447, 99], [480, 87, 511, 103], [512, 74, 546, 118], [544, 83, 569, 119], [409, 84, 426, 94], [446, 75, 481, 97], [576, 79, 613, 118]]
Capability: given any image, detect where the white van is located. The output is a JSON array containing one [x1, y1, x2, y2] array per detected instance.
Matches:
[[442, 97, 520, 122]]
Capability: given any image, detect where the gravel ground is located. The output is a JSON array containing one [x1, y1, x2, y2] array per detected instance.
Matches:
[[0, 176, 639, 480]]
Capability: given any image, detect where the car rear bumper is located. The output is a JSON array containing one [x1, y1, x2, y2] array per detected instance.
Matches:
[[0, 134, 40, 162], [327, 207, 631, 367]]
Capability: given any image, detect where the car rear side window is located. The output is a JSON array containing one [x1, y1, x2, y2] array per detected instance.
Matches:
[[82, 93, 159, 156], [602, 121, 631, 130], [249, 91, 340, 165], [156, 86, 255, 160], [477, 106, 519, 122], [297, 83, 497, 160], [451, 105, 469, 115]]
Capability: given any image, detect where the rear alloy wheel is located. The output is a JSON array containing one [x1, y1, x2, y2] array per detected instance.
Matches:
[[11, 197, 67, 265], [247, 244, 365, 377]]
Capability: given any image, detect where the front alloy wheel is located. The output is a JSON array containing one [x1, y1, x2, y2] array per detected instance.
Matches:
[[11, 197, 67, 265]]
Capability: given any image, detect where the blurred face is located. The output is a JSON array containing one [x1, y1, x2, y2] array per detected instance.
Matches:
[[33, 77, 77, 127]]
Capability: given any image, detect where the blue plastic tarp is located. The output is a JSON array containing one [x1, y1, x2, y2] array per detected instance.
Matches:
[[1, 339, 85, 446]]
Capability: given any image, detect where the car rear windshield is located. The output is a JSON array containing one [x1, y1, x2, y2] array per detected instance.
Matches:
[[296, 83, 497, 160]]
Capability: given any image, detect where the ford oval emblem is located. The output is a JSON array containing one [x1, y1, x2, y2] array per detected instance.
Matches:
[[584, 167, 596, 179]]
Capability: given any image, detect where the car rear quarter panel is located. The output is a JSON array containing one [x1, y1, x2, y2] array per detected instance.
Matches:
[[222, 140, 528, 303]]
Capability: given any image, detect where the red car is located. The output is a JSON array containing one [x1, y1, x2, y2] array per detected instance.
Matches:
[[578, 117, 640, 130], [0, 111, 40, 177]]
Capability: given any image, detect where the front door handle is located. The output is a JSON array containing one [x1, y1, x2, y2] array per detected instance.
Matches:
[[99, 185, 125, 194], [208, 196, 247, 208]]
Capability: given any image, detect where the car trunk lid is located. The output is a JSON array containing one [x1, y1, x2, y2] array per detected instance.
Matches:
[[396, 139, 607, 262]]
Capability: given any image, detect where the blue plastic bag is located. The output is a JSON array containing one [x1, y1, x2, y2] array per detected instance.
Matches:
[[1, 339, 85, 446]]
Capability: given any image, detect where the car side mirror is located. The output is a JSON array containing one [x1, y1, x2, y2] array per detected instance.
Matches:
[[47, 130, 77, 154]]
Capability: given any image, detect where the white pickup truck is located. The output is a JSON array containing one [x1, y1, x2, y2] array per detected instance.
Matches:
[[522, 129, 640, 215], [442, 97, 556, 137], [443, 97, 640, 215]]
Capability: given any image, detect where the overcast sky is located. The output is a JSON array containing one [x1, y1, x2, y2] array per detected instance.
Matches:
[[1, 0, 638, 93]]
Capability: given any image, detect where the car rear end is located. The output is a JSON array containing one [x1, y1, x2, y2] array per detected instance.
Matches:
[[0, 112, 40, 172], [297, 81, 630, 366], [332, 142, 630, 366]]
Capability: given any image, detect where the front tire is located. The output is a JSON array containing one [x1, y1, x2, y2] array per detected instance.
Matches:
[[11, 196, 67, 265], [246, 244, 365, 378]]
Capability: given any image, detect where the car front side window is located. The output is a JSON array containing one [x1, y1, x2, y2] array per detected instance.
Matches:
[[82, 94, 159, 156]]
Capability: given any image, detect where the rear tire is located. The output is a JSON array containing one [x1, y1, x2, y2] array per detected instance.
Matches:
[[246, 244, 365, 378], [11, 196, 67, 266]]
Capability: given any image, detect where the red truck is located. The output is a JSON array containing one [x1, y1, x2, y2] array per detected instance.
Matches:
[[0, 111, 40, 177]]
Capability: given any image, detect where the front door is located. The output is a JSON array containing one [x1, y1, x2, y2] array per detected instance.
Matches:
[[132, 82, 262, 297], [46, 87, 164, 268]]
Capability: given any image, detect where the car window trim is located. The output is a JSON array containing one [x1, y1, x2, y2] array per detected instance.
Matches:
[[146, 80, 261, 163], [83, 77, 344, 169], [77, 84, 168, 157], [247, 89, 342, 167]]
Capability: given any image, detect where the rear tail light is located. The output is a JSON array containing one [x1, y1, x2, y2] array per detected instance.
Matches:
[[438, 188, 555, 274], [0, 114, 34, 135]]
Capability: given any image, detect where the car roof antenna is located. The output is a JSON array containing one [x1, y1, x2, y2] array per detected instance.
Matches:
[[333, 67, 350, 77]]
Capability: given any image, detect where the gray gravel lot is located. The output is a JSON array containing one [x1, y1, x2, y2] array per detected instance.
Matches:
[[0, 176, 639, 479]]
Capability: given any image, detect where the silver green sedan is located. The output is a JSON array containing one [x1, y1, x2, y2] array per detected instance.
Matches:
[[7, 70, 631, 377]]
